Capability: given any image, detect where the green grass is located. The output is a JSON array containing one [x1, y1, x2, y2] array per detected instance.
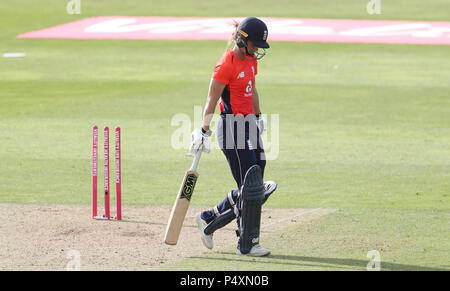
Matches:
[[1, 42, 448, 210], [160, 209, 450, 271], [0, 0, 449, 270]]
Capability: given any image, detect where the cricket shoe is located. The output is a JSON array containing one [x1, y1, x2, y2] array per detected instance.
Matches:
[[262, 181, 277, 204], [196, 212, 214, 249], [236, 244, 271, 257], [264, 181, 277, 196]]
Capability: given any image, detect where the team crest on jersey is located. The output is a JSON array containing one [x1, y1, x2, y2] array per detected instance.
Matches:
[[237, 71, 245, 79]]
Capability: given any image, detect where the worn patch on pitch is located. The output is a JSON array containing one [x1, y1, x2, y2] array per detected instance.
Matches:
[[0, 203, 334, 270], [16, 17, 450, 45]]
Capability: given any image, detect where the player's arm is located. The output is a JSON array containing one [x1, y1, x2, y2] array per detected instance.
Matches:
[[253, 87, 261, 115], [189, 78, 224, 155], [202, 78, 225, 131], [253, 87, 267, 135]]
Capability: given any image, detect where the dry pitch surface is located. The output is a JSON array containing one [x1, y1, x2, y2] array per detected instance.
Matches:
[[0, 204, 333, 270]]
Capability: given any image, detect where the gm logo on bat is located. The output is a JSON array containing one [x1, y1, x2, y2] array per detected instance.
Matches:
[[181, 174, 197, 201]]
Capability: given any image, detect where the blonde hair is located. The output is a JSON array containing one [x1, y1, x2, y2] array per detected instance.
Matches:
[[228, 20, 240, 47]]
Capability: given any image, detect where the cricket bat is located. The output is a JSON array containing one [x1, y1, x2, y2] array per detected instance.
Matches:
[[164, 150, 202, 245]]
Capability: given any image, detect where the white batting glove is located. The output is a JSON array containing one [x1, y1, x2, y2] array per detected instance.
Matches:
[[190, 128, 212, 155], [256, 114, 267, 136]]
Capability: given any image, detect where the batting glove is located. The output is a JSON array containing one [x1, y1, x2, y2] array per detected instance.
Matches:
[[255, 113, 267, 136], [190, 128, 212, 154]]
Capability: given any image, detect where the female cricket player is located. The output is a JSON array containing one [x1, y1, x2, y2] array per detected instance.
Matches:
[[189, 17, 277, 256]]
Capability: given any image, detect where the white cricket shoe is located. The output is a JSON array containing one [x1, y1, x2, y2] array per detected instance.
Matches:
[[263, 181, 277, 196], [196, 212, 214, 249], [236, 244, 271, 257]]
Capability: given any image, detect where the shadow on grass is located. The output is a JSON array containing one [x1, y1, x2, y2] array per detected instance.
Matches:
[[190, 252, 448, 271]]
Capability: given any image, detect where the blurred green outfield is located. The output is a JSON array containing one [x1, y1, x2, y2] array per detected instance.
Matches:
[[0, 0, 449, 270]]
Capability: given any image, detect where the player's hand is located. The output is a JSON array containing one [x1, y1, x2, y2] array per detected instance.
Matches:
[[256, 114, 267, 136], [190, 128, 212, 154]]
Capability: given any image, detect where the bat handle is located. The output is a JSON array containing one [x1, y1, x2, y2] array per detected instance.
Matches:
[[189, 150, 202, 171]]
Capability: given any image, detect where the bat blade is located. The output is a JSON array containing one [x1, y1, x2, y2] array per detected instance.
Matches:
[[164, 169, 199, 245]]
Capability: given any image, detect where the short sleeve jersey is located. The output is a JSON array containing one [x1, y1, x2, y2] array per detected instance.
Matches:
[[212, 49, 258, 116]]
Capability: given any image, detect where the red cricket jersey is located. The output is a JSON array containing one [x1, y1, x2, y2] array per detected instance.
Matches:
[[212, 49, 258, 115]]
